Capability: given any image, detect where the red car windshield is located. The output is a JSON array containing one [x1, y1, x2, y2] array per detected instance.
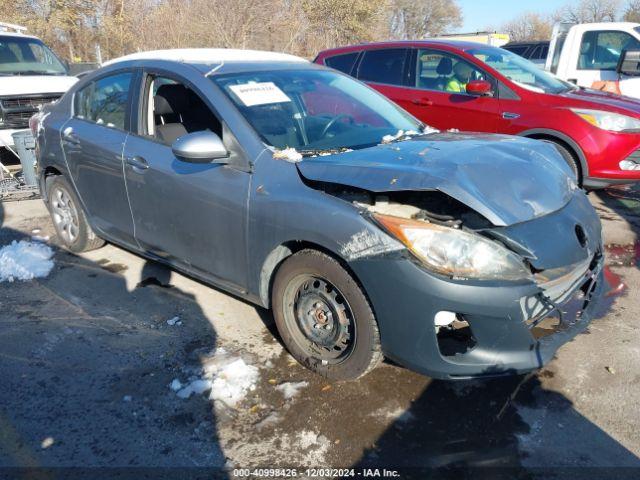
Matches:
[[468, 46, 572, 95]]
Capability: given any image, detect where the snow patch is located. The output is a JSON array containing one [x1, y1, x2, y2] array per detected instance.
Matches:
[[292, 431, 330, 463], [209, 358, 259, 406], [276, 381, 308, 400], [381, 129, 433, 144], [0, 240, 54, 282], [273, 148, 302, 163], [172, 351, 259, 408]]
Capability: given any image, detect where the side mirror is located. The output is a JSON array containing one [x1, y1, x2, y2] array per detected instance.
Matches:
[[466, 80, 493, 96], [617, 50, 640, 77], [171, 131, 228, 164]]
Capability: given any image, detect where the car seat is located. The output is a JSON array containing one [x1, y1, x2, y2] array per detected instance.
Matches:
[[153, 84, 189, 144]]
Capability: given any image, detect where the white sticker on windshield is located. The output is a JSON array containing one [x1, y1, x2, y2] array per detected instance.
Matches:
[[229, 82, 291, 107]]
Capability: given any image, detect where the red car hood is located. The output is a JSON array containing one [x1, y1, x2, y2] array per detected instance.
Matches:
[[559, 87, 640, 115]]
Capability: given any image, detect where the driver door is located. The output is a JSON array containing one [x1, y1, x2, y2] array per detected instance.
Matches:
[[408, 49, 501, 132], [123, 71, 250, 289]]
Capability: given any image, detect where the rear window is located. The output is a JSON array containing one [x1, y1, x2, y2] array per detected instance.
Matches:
[[504, 45, 528, 57], [74, 72, 133, 130], [324, 52, 359, 74], [356, 48, 408, 86]]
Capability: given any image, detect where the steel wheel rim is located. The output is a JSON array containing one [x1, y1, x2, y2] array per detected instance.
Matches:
[[283, 274, 356, 364], [51, 186, 79, 244]]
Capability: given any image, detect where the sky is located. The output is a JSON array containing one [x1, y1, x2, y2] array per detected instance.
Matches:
[[456, 0, 565, 33]]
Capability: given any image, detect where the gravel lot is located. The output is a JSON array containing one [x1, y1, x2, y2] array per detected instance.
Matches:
[[1, 190, 639, 479]]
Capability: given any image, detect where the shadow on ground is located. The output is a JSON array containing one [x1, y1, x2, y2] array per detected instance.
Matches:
[[0, 201, 229, 479]]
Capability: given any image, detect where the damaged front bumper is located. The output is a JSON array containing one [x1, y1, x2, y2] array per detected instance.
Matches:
[[351, 249, 605, 380]]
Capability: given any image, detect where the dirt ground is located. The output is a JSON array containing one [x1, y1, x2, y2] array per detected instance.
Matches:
[[1, 190, 639, 479]]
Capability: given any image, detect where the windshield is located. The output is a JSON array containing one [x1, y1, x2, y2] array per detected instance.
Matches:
[[468, 46, 572, 94], [214, 69, 423, 153], [0, 36, 67, 76]]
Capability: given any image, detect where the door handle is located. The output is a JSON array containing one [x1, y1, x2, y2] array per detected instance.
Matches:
[[126, 155, 149, 171], [502, 112, 521, 120], [412, 97, 433, 107], [62, 126, 80, 145]]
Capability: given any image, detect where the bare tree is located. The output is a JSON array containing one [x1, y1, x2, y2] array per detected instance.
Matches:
[[389, 0, 463, 39], [623, 0, 640, 22], [300, 0, 388, 53], [502, 12, 553, 42], [558, 0, 621, 23]]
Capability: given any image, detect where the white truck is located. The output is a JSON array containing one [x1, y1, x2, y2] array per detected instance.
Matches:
[[0, 22, 77, 158], [546, 22, 640, 97]]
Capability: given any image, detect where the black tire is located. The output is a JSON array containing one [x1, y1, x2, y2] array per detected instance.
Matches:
[[272, 249, 382, 380], [47, 176, 105, 253], [544, 140, 581, 184]]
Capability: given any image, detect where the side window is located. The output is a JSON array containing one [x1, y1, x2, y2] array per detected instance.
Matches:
[[578, 30, 640, 70], [530, 45, 542, 60], [415, 49, 493, 94], [325, 52, 359, 74], [144, 75, 222, 145], [505, 45, 528, 57], [541, 45, 549, 60], [74, 72, 133, 130], [356, 48, 408, 86]]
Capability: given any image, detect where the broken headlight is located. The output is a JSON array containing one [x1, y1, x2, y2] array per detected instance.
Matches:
[[571, 108, 640, 133], [374, 214, 532, 281]]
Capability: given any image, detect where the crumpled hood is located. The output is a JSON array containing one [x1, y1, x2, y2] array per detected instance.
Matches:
[[0, 75, 77, 96], [296, 132, 576, 227]]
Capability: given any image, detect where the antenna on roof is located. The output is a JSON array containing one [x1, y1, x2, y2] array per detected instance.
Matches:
[[0, 22, 28, 34]]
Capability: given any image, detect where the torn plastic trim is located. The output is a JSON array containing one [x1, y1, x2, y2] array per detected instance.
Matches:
[[339, 228, 404, 262]]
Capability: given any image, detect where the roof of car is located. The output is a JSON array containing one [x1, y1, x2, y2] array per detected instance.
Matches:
[[317, 40, 496, 57], [103, 48, 308, 67], [503, 41, 549, 47], [0, 31, 40, 40]]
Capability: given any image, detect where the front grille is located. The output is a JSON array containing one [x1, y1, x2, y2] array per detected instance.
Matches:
[[525, 256, 600, 340], [1, 96, 60, 109], [0, 94, 62, 128], [4, 111, 34, 127]]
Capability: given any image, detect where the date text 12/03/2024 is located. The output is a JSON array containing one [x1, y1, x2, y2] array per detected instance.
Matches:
[[232, 468, 400, 477]]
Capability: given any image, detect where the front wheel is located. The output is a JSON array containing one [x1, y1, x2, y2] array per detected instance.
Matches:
[[272, 249, 383, 380], [47, 176, 105, 253], [544, 141, 581, 185]]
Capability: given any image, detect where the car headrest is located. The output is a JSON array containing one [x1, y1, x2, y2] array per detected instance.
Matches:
[[436, 57, 453, 75], [154, 84, 189, 115]]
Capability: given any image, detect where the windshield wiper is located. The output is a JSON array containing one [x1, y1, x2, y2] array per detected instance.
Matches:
[[298, 147, 354, 157]]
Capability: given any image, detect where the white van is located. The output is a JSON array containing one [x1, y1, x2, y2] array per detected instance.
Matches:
[[0, 22, 77, 154], [547, 22, 640, 97]]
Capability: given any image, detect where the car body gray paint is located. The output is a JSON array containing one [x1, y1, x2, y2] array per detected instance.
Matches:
[[36, 58, 605, 379]]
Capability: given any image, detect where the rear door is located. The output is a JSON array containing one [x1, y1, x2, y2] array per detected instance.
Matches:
[[61, 70, 136, 245], [353, 48, 418, 114], [406, 48, 501, 132], [122, 70, 250, 289]]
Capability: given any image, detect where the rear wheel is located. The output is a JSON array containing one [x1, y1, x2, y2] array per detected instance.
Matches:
[[47, 176, 104, 253], [272, 249, 382, 380]]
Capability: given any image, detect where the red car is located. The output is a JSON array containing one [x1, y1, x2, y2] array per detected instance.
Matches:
[[314, 41, 640, 189]]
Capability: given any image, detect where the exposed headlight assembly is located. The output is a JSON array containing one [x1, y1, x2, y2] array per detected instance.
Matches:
[[571, 108, 640, 132], [374, 214, 532, 281]]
